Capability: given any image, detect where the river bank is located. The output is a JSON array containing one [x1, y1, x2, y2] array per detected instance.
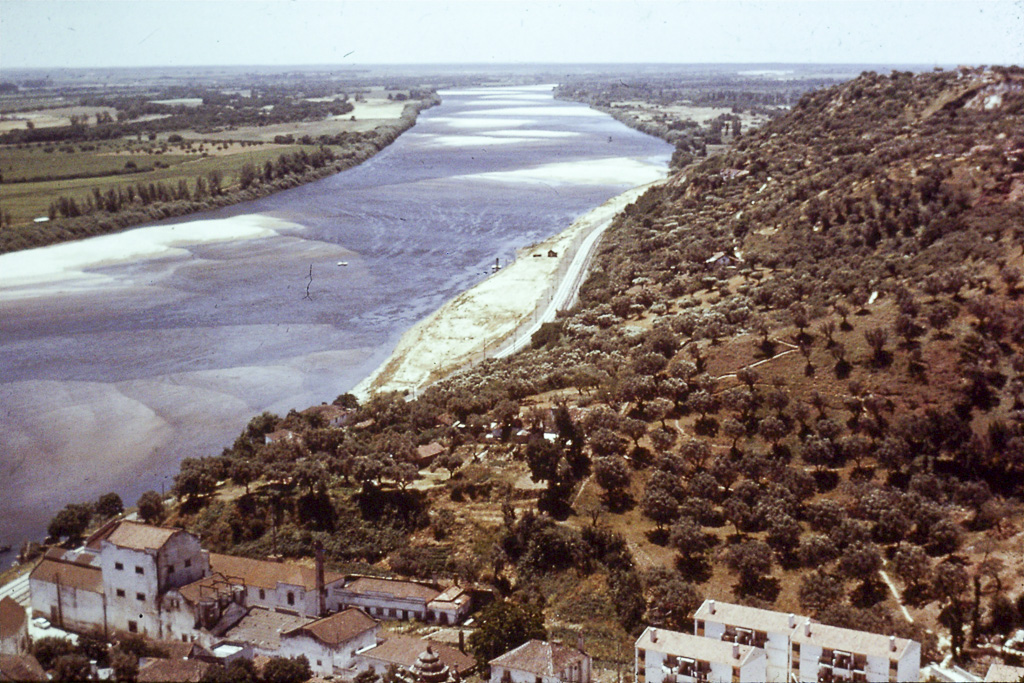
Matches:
[[353, 177, 664, 399], [0, 97, 440, 254]]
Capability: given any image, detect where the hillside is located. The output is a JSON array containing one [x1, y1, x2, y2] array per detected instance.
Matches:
[[43, 66, 1024, 676]]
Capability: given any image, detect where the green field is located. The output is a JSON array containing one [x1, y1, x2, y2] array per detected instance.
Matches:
[[0, 142, 302, 225]]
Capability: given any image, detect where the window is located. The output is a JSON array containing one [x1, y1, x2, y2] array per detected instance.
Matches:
[[115, 562, 124, 571], [135, 566, 144, 575], [287, 592, 295, 606], [259, 589, 266, 600], [390, 608, 397, 617], [128, 621, 138, 633], [184, 559, 191, 568], [317, 660, 322, 667], [116, 589, 126, 598], [136, 592, 145, 601], [182, 635, 188, 643], [168, 564, 174, 574], [696, 619, 705, 636]]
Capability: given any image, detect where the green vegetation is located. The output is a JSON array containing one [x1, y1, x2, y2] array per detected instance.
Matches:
[[37, 66, 1024, 674]]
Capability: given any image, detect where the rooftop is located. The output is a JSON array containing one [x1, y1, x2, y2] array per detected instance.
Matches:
[[636, 627, 762, 669], [343, 577, 441, 602], [489, 639, 589, 677], [223, 607, 311, 651], [0, 596, 27, 638], [104, 521, 182, 551], [360, 633, 475, 675], [137, 657, 212, 682], [986, 662, 1024, 681], [0, 654, 46, 682], [283, 608, 377, 646], [29, 557, 104, 594], [792, 621, 916, 660], [693, 599, 799, 635], [429, 585, 470, 608], [207, 553, 344, 591]]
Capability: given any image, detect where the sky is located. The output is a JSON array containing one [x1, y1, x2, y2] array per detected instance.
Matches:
[[0, 0, 1021, 70]]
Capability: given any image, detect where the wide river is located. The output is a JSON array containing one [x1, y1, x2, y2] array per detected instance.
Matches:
[[0, 85, 670, 562]]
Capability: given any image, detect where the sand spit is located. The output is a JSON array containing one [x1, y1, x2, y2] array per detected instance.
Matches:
[[353, 179, 664, 399]]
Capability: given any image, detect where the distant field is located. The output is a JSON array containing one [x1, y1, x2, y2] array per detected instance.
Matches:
[[0, 105, 119, 132], [0, 142, 303, 224]]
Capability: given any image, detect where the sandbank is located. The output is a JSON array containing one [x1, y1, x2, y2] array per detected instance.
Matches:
[[352, 179, 664, 399]]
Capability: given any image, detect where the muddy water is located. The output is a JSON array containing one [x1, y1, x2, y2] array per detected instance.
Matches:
[[0, 85, 671, 561]]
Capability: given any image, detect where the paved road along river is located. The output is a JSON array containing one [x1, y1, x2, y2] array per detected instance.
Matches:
[[0, 85, 671, 562]]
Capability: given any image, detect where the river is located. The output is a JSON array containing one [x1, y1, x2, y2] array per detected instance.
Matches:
[[0, 85, 671, 563]]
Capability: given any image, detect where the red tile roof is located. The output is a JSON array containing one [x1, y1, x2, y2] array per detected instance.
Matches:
[[0, 597, 27, 638], [29, 558, 103, 594], [282, 608, 377, 646], [360, 634, 475, 675], [343, 577, 441, 602], [489, 640, 588, 677], [137, 657, 211, 682], [105, 521, 182, 551], [208, 553, 344, 591], [0, 654, 46, 681]]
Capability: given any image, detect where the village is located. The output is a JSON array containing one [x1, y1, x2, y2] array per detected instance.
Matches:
[[2, 515, 1017, 682]]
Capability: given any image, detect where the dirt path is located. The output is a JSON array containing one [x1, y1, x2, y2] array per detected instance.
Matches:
[[879, 568, 915, 623]]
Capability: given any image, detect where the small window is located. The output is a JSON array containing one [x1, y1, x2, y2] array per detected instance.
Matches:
[[317, 660, 322, 667], [128, 621, 138, 633], [259, 589, 266, 600], [115, 562, 124, 571], [389, 608, 397, 617], [184, 559, 191, 568], [287, 592, 295, 606], [115, 589, 126, 598], [135, 566, 144, 575], [168, 564, 174, 574], [182, 635, 188, 643], [136, 592, 145, 601]]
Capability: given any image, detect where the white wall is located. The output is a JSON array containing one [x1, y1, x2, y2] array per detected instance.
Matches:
[[29, 577, 106, 635], [280, 627, 377, 676], [333, 590, 427, 621]]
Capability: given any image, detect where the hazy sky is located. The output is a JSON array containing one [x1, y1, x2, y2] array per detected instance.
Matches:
[[1, 0, 1021, 69]]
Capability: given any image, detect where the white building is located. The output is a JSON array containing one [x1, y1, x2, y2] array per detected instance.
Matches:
[[635, 626, 765, 683], [489, 639, 591, 683], [355, 633, 475, 680], [333, 577, 472, 624], [693, 599, 920, 683], [0, 597, 29, 656], [29, 547, 107, 634], [277, 608, 378, 677], [97, 521, 209, 639]]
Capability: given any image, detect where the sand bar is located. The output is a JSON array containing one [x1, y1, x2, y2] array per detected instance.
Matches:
[[353, 178, 665, 399]]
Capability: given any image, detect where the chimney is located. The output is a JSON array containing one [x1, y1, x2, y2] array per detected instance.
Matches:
[[708, 599, 716, 615], [889, 635, 896, 652], [732, 643, 740, 660], [315, 540, 326, 617], [651, 628, 658, 643], [788, 613, 796, 628], [804, 620, 812, 637]]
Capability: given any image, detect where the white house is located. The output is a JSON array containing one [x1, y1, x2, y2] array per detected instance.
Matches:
[[277, 608, 378, 677], [97, 521, 209, 639], [694, 599, 798, 683], [355, 633, 475, 680], [693, 599, 920, 683], [791, 619, 920, 683], [635, 626, 765, 683], [0, 597, 29, 656], [29, 547, 107, 634], [489, 639, 591, 683], [333, 577, 471, 624]]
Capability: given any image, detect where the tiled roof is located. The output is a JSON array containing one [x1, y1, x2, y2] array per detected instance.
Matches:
[[635, 627, 762, 668], [105, 521, 181, 551], [694, 599, 799, 635], [283, 608, 377, 646], [489, 640, 589, 677], [359, 633, 475, 674], [0, 597, 27, 638], [0, 654, 46, 681], [207, 553, 344, 591], [429, 585, 470, 608], [986, 662, 1024, 681], [792, 621, 915, 660], [29, 558, 104, 594], [343, 577, 440, 602], [137, 657, 212, 682], [224, 607, 312, 651]]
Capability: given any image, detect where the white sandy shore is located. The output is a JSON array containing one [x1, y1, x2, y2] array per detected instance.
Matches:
[[0, 215, 295, 296], [352, 179, 664, 399]]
